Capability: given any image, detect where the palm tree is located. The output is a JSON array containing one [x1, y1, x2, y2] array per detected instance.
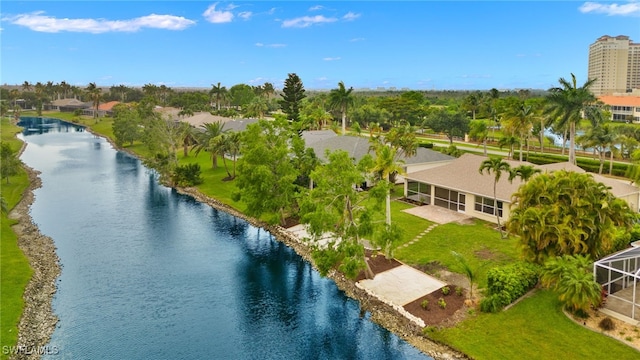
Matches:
[[546, 73, 597, 165], [86, 82, 102, 120], [210, 82, 228, 111], [541, 255, 602, 313], [497, 135, 519, 160], [193, 121, 226, 168], [508, 165, 541, 183], [178, 122, 198, 157], [21, 81, 32, 93], [504, 102, 534, 161], [328, 81, 354, 135], [211, 134, 232, 178], [225, 131, 242, 179], [372, 143, 405, 225], [245, 97, 268, 119], [479, 157, 511, 238]]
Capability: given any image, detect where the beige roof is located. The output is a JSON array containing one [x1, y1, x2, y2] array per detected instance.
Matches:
[[406, 153, 525, 202], [180, 112, 233, 127], [406, 153, 640, 202], [51, 98, 86, 107]]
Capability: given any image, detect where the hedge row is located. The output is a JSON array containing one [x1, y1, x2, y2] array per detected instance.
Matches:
[[480, 262, 540, 313], [514, 152, 631, 178]]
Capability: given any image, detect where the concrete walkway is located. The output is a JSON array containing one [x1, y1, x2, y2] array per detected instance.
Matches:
[[285, 224, 448, 327], [358, 265, 446, 305]]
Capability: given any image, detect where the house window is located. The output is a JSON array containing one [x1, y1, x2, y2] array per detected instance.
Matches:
[[407, 181, 431, 204], [474, 195, 503, 217], [433, 186, 466, 212]]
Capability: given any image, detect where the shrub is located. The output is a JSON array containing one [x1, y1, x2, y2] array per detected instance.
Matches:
[[441, 286, 450, 296], [599, 317, 616, 331], [421, 299, 430, 310], [456, 287, 463, 296], [171, 163, 203, 187], [479, 262, 540, 313], [418, 142, 434, 149], [438, 298, 447, 309]]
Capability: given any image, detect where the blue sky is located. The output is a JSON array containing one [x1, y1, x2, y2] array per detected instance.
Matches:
[[2, 1, 639, 90]]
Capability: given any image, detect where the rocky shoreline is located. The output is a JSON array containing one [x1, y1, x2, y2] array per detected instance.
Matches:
[[12, 126, 467, 360], [9, 163, 61, 360]]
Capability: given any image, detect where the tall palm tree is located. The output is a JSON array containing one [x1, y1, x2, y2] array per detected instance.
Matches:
[[86, 82, 102, 119], [328, 81, 354, 135], [21, 81, 32, 93], [372, 143, 405, 225], [546, 73, 597, 165], [479, 157, 511, 238], [209, 82, 228, 111], [504, 102, 534, 161], [193, 121, 226, 168], [225, 131, 242, 179]]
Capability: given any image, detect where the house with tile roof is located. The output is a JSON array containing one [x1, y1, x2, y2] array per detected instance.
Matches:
[[404, 153, 640, 225], [598, 95, 640, 123]]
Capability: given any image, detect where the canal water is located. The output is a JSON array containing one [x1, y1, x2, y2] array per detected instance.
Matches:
[[18, 117, 429, 360]]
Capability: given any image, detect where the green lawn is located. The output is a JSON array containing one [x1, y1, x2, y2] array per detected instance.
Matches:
[[430, 290, 640, 360], [0, 117, 33, 358], [395, 219, 521, 288]]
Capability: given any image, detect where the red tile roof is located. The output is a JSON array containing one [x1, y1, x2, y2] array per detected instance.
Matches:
[[598, 96, 640, 107], [98, 101, 120, 111]]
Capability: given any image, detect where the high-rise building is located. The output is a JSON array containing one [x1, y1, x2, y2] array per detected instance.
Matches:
[[588, 35, 640, 96]]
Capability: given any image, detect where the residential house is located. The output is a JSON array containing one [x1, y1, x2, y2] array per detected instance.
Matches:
[[404, 153, 640, 225], [301, 131, 455, 185]]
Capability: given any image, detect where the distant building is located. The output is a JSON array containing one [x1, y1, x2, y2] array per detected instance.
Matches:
[[588, 35, 640, 96], [598, 93, 640, 123]]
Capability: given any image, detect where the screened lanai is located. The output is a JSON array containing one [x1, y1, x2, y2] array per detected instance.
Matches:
[[595, 246, 640, 321]]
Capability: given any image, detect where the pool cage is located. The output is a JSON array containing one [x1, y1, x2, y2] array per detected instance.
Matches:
[[594, 246, 640, 321]]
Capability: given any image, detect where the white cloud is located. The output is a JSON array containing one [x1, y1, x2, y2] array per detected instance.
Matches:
[[282, 15, 337, 28], [4, 11, 196, 33], [255, 42, 286, 48], [203, 3, 234, 23], [579, 1, 640, 16], [350, 37, 365, 42], [343, 12, 361, 21], [309, 5, 324, 11], [238, 11, 252, 20], [323, 57, 341, 61]]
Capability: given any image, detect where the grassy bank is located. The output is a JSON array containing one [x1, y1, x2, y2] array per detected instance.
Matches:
[[430, 290, 640, 359], [0, 117, 33, 358]]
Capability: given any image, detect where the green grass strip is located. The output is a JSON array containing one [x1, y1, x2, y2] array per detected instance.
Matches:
[[430, 290, 640, 360]]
